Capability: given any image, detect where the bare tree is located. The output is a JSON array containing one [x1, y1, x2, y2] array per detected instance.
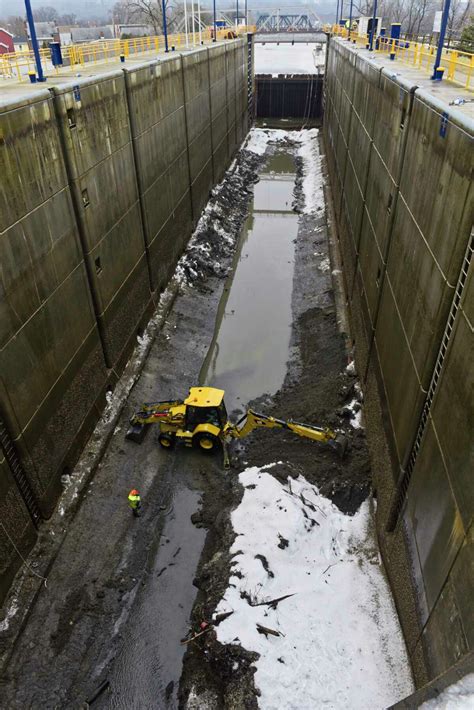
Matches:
[[121, 0, 176, 33], [33, 6, 59, 22], [379, 0, 437, 35], [448, 0, 472, 36], [5, 15, 26, 36]]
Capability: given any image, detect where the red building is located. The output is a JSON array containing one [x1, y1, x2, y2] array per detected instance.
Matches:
[[0, 28, 14, 54]]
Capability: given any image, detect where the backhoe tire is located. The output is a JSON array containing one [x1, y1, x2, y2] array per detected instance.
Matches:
[[193, 433, 220, 453], [158, 433, 175, 449]]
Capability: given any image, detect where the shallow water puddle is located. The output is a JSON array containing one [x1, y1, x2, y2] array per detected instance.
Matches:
[[200, 151, 298, 412]]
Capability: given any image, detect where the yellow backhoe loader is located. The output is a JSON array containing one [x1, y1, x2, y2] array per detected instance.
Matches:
[[126, 387, 348, 467]]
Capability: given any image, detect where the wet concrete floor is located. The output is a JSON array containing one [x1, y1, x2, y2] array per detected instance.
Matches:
[[200, 151, 298, 414]]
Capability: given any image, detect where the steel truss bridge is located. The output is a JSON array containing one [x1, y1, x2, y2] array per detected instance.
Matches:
[[256, 11, 321, 32]]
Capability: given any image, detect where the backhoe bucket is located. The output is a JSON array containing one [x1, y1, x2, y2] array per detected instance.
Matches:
[[329, 434, 349, 458]]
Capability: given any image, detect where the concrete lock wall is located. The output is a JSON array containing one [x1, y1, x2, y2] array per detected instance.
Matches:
[[0, 90, 110, 522], [324, 37, 473, 684], [0, 37, 250, 605]]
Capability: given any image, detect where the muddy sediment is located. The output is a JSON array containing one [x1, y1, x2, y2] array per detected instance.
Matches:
[[179, 135, 372, 708]]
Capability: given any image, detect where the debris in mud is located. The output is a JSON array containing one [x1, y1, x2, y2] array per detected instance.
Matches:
[[176, 150, 263, 289], [213, 467, 413, 709]]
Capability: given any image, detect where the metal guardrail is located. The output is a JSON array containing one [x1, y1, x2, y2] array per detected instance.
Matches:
[[324, 24, 474, 90], [0, 26, 256, 82]]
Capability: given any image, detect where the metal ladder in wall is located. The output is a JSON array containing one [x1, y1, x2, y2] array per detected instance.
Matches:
[[0, 418, 41, 527], [247, 35, 254, 120], [387, 232, 473, 531]]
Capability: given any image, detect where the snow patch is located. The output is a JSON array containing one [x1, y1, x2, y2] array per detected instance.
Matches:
[[420, 673, 474, 709], [297, 128, 325, 214], [318, 257, 330, 272], [244, 128, 288, 155], [346, 397, 363, 429], [0, 598, 19, 632], [215, 467, 413, 709]]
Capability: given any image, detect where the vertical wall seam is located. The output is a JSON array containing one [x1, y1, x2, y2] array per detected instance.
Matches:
[[122, 68, 155, 295], [363, 84, 417, 385], [49, 87, 112, 369], [179, 53, 195, 226]]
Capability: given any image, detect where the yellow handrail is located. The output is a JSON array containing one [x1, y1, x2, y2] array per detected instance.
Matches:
[[0, 26, 256, 81], [324, 23, 473, 90]]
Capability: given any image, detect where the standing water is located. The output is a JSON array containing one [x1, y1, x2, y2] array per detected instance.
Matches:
[[200, 150, 298, 413]]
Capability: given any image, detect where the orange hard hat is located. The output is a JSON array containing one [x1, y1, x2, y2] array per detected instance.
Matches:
[[129, 489, 139, 495]]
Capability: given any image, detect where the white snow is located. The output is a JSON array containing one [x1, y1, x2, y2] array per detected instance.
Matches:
[[346, 397, 363, 429], [319, 257, 331, 272], [296, 128, 325, 214], [244, 128, 287, 155], [420, 674, 474, 709], [215, 466, 413, 709], [245, 128, 325, 215], [0, 598, 18, 632], [255, 43, 326, 76]]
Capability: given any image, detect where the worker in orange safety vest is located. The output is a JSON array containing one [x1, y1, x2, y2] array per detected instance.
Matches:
[[128, 489, 141, 517]]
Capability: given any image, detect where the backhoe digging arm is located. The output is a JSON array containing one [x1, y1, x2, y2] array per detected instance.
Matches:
[[227, 409, 348, 457]]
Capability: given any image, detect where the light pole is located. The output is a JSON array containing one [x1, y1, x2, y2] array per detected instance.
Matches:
[[184, 0, 189, 47], [213, 0, 217, 41], [24, 0, 45, 81], [369, 0, 378, 50], [431, 0, 451, 78], [245, 0, 248, 26], [198, 0, 202, 43], [336, 0, 340, 26], [348, 0, 353, 40], [236, 0, 239, 32], [162, 0, 169, 51]]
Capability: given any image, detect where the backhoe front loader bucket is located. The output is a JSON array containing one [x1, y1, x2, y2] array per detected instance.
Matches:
[[126, 422, 150, 444]]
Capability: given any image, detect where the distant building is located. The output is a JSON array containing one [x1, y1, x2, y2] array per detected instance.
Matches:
[[70, 26, 114, 43], [0, 28, 14, 54], [26, 22, 58, 48], [115, 24, 154, 39], [13, 35, 29, 52]]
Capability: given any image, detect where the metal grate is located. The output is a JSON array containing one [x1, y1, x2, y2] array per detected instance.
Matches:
[[0, 418, 41, 526], [386, 232, 473, 531]]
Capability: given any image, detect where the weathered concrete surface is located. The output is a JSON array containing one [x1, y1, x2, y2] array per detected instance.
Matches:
[[0, 37, 251, 606], [323, 36, 473, 685], [0, 90, 110, 524], [0, 453, 36, 603], [124, 55, 193, 293], [52, 72, 153, 370]]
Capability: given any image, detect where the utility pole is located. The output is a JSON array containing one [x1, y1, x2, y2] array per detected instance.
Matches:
[[236, 0, 239, 32], [431, 0, 451, 78], [24, 0, 46, 81], [162, 0, 169, 51], [336, 0, 340, 26], [245, 0, 248, 26], [348, 0, 353, 39], [213, 0, 217, 41], [191, 0, 195, 44]]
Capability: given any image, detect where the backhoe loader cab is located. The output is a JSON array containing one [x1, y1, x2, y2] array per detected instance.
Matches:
[[183, 388, 228, 432], [126, 387, 228, 452]]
